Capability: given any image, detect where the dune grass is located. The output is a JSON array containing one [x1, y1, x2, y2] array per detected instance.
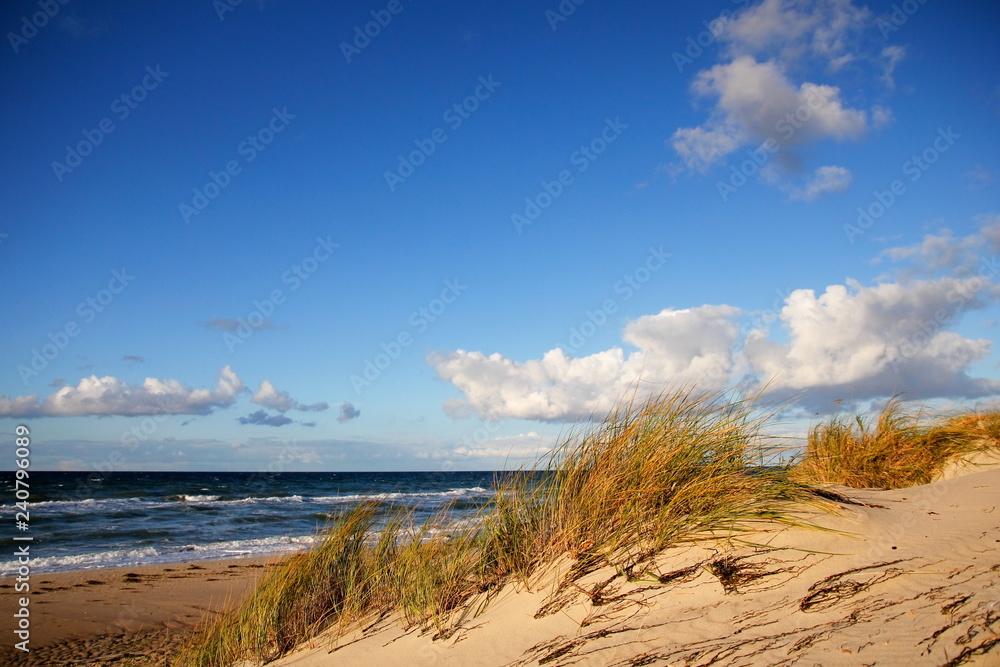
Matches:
[[793, 398, 1000, 489], [175, 387, 817, 667], [174, 389, 1000, 666]]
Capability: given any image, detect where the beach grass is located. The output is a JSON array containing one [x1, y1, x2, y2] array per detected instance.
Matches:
[[793, 398, 1000, 489], [174, 388, 1000, 667]]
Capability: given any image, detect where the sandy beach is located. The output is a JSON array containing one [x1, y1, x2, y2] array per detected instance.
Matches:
[[0, 557, 278, 666], [3, 457, 999, 666]]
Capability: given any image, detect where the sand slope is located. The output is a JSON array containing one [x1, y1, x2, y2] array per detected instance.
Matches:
[[273, 467, 1000, 667]]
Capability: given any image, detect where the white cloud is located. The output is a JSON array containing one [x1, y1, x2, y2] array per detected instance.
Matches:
[[251, 380, 328, 412], [0, 366, 246, 418], [876, 216, 1000, 277], [673, 56, 871, 172], [744, 278, 1000, 399], [670, 0, 889, 195], [430, 305, 743, 422], [788, 165, 853, 201], [431, 223, 1000, 421], [718, 0, 872, 67], [880, 45, 907, 89]]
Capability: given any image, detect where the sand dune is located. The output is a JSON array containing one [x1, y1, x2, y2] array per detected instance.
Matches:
[[271, 465, 1000, 667]]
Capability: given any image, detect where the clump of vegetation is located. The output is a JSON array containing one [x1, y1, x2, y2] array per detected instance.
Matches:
[[793, 398, 1000, 489]]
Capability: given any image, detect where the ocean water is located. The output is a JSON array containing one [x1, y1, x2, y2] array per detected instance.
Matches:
[[0, 471, 499, 575]]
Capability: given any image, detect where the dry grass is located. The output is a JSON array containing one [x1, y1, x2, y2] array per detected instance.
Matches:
[[176, 389, 1000, 666], [794, 398, 1000, 489]]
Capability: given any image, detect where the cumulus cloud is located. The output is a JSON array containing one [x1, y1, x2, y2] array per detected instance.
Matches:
[[251, 380, 328, 413], [670, 0, 890, 194], [673, 56, 872, 172], [0, 367, 246, 418], [431, 223, 1000, 420], [238, 410, 293, 427], [431, 305, 743, 422], [337, 402, 361, 423], [743, 278, 1000, 404]]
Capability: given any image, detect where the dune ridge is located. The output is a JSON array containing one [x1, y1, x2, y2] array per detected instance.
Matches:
[[271, 463, 1000, 666]]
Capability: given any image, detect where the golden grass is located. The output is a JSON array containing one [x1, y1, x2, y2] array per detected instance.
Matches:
[[174, 389, 1000, 666], [793, 398, 1000, 489]]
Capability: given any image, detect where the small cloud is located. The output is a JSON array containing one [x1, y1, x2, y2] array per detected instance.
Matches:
[[337, 402, 361, 423], [301, 421, 316, 428], [238, 410, 293, 427], [202, 318, 276, 332], [123, 355, 145, 363], [252, 380, 328, 412], [880, 46, 906, 89], [57, 15, 107, 39], [788, 165, 853, 201], [964, 166, 996, 190]]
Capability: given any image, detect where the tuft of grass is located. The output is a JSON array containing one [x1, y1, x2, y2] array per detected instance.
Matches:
[[794, 398, 1000, 489], [520, 387, 810, 572], [173, 387, 829, 667]]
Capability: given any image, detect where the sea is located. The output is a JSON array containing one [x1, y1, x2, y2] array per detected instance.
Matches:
[[0, 471, 499, 576]]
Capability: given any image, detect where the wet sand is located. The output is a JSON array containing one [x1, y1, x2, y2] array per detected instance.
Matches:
[[0, 556, 280, 666]]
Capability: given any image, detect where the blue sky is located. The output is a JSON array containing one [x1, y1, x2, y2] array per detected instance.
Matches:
[[2, 0, 999, 471]]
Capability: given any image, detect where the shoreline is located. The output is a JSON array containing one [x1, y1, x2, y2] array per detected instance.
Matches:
[[0, 556, 283, 665]]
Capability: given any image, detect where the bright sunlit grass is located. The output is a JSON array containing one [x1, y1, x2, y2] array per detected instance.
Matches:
[[794, 398, 1000, 489]]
